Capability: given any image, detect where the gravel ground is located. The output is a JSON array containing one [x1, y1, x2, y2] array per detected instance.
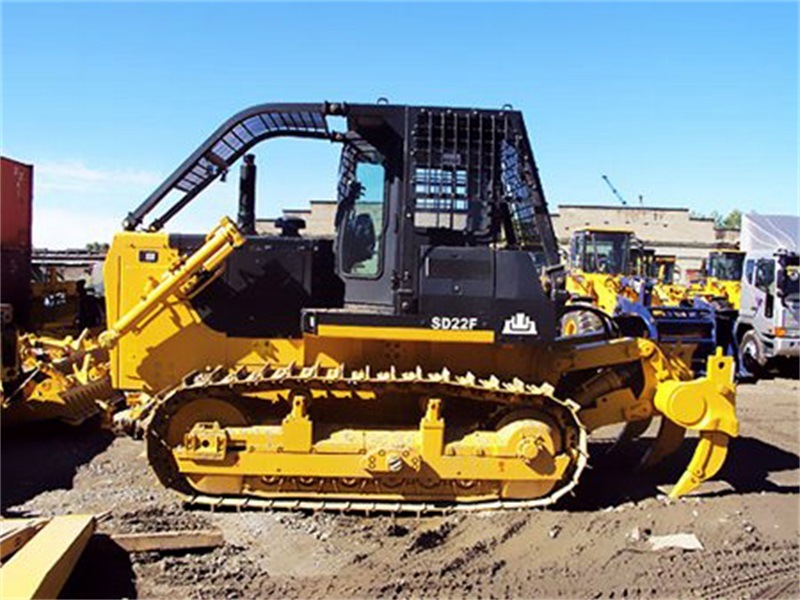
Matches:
[[2, 377, 798, 599]]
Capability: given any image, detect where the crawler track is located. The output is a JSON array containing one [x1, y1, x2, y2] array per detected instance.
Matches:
[[147, 363, 589, 514]]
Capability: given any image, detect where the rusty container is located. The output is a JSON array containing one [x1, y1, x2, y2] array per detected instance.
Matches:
[[1, 156, 33, 324], [1, 157, 33, 249]]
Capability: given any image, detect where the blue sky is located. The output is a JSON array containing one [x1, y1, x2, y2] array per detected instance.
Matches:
[[2, 1, 797, 248]]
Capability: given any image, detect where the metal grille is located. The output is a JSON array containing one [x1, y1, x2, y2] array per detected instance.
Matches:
[[500, 139, 541, 246], [411, 110, 507, 232], [176, 110, 329, 196], [127, 104, 334, 231], [335, 143, 359, 227], [410, 109, 543, 247]]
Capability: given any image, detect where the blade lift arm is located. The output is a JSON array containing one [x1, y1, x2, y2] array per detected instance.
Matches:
[[98, 217, 245, 349]]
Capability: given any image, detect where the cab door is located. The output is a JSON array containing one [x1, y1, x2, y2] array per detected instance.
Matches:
[[336, 158, 397, 309], [740, 258, 757, 320], [751, 258, 776, 329]]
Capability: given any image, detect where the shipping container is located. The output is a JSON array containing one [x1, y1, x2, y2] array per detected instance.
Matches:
[[1, 156, 33, 250], [1, 156, 33, 323]]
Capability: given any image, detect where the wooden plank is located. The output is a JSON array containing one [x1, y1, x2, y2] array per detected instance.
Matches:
[[110, 529, 224, 553], [0, 514, 95, 600], [0, 519, 50, 561]]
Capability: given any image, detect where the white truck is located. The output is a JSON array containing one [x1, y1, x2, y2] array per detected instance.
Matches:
[[736, 213, 800, 378]]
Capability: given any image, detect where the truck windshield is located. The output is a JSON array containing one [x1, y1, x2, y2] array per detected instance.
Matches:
[[708, 253, 744, 281]]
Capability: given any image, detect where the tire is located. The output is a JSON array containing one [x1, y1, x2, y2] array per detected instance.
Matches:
[[560, 310, 603, 336], [739, 329, 766, 379]]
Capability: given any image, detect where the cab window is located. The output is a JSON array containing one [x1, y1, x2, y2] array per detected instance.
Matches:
[[583, 232, 629, 274], [340, 160, 386, 277]]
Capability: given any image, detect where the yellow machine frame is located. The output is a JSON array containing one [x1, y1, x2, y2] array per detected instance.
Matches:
[[687, 249, 744, 309], [97, 218, 738, 508]]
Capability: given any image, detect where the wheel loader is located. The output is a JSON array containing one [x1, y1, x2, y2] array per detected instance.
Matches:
[[97, 102, 736, 512], [687, 249, 745, 310], [564, 226, 739, 374]]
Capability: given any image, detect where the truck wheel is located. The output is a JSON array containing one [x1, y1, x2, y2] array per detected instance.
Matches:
[[739, 330, 766, 379]]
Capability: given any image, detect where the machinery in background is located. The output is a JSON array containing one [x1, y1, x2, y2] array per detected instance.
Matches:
[[1, 156, 34, 401], [601, 174, 628, 206], [1, 156, 111, 426], [565, 227, 732, 374], [687, 249, 745, 310], [629, 241, 654, 279], [649, 254, 687, 306], [654, 254, 678, 285], [30, 248, 106, 337], [565, 227, 639, 315], [736, 213, 800, 378], [97, 102, 737, 511]]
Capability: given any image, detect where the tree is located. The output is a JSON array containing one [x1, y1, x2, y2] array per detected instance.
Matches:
[[690, 209, 742, 229], [718, 209, 742, 229]]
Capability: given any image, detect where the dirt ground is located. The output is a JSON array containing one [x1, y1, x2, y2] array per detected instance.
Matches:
[[2, 377, 798, 599]]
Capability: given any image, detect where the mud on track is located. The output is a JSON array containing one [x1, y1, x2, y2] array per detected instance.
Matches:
[[2, 378, 798, 598]]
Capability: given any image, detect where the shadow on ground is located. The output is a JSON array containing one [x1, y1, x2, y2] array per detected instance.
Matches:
[[562, 434, 799, 511], [1, 419, 114, 514], [60, 534, 138, 599]]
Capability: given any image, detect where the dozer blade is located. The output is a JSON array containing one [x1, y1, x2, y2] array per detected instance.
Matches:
[[669, 431, 729, 498], [652, 348, 738, 498], [639, 417, 685, 469]]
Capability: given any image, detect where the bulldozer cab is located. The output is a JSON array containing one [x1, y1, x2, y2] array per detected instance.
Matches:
[[121, 102, 563, 345], [570, 228, 633, 276]]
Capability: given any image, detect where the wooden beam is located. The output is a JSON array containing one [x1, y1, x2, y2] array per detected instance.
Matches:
[[111, 529, 224, 553], [0, 514, 95, 600], [0, 519, 50, 561]]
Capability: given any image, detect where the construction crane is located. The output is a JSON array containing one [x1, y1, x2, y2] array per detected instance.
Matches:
[[601, 174, 627, 206]]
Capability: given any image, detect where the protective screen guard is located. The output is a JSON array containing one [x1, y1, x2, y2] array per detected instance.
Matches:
[[124, 103, 343, 231]]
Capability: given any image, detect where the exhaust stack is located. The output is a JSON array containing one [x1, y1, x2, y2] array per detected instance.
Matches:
[[238, 154, 256, 234]]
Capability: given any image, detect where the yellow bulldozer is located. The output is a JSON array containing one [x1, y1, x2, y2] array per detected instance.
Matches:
[[41, 103, 739, 511]]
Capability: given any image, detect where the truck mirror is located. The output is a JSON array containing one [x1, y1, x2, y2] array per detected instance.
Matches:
[[755, 261, 775, 290]]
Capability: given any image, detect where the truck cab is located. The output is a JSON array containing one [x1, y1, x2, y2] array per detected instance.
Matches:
[[737, 250, 800, 376]]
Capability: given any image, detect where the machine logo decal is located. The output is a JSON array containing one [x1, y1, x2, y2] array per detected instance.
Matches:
[[502, 312, 538, 336]]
